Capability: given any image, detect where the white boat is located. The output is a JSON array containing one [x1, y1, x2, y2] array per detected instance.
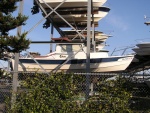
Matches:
[[132, 47, 150, 55], [39, 0, 107, 8], [52, 7, 110, 22], [10, 44, 134, 73], [63, 30, 111, 42], [66, 34, 110, 42], [136, 42, 150, 48], [95, 34, 111, 42], [95, 44, 106, 51], [63, 29, 103, 35]]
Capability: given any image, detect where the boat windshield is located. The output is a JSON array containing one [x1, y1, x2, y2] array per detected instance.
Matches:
[[60, 44, 83, 52]]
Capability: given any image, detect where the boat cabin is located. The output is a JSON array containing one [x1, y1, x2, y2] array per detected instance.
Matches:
[[55, 44, 86, 53]]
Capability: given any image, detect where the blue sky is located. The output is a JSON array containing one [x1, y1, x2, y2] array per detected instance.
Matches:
[[1, 0, 150, 67], [100, 0, 150, 53]]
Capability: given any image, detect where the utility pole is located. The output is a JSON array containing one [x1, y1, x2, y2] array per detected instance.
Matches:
[[11, 0, 24, 107], [50, 25, 54, 52], [85, 0, 91, 99]]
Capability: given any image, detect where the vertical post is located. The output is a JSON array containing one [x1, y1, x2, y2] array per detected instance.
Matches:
[[85, 0, 91, 99], [91, 0, 95, 52], [92, 23, 95, 52], [11, 0, 24, 107], [50, 24, 54, 52]]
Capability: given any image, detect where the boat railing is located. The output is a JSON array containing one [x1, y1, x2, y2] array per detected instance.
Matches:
[[110, 45, 135, 56]]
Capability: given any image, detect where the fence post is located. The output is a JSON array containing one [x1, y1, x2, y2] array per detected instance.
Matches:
[[11, 0, 24, 108]]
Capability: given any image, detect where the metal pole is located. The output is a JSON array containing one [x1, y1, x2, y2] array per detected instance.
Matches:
[[91, 0, 95, 52], [11, 0, 24, 107], [85, 0, 91, 99], [50, 24, 54, 53], [92, 23, 95, 52]]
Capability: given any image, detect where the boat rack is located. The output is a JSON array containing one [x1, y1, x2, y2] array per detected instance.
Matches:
[[26, 0, 109, 74], [8, 0, 108, 103], [9, 0, 141, 75], [11, 0, 138, 75]]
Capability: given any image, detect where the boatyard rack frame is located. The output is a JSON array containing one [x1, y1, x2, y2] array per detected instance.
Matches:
[[5, 0, 96, 108]]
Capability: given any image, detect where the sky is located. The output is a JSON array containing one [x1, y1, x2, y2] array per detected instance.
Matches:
[[1, 0, 150, 67], [99, 0, 150, 54]]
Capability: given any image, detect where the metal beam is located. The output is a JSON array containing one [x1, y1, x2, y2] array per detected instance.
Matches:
[[31, 40, 86, 44], [11, 0, 24, 108], [37, 0, 86, 39], [52, 45, 85, 73], [85, 0, 91, 99], [34, 0, 65, 37]]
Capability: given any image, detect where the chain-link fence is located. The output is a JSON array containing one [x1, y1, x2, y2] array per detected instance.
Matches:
[[0, 72, 150, 112]]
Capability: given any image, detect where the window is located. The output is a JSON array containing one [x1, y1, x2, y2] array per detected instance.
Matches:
[[60, 44, 83, 52]]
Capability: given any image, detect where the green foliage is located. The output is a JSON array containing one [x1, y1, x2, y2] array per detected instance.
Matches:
[[0, 32, 30, 53], [80, 77, 133, 113], [8, 73, 78, 113], [0, 13, 28, 35], [0, 0, 20, 14], [7, 73, 134, 113], [0, 0, 28, 35], [0, 68, 12, 79], [0, 0, 30, 58], [0, 69, 5, 78], [31, 1, 40, 15]]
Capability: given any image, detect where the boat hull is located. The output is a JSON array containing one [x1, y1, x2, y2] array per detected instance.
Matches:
[[39, 0, 107, 8], [66, 34, 108, 41], [132, 47, 150, 55], [53, 16, 102, 22], [10, 55, 134, 73], [52, 10, 109, 22], [136, 43, 150, 48]]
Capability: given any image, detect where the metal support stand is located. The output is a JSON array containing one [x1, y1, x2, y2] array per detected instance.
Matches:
[[34, 0, 65, 37], [52, 45, 85, 73], [91, 0, 95, 52], [25, 0, 93, 99], [50, 25, 54, 52], [85, 0, 91, 99], [33, 0, 86, 39], [11, 0, 24, 108], [11, 53, 19, 107], [26, 51, 49, 75], [92, 23, 96, 52]]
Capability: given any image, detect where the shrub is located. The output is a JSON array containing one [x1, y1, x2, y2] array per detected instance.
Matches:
[[7, 73, 133, 113]]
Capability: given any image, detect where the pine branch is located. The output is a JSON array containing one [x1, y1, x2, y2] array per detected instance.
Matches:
[[0, 13, 28, 35], [0, 0, 30, 59], [0, 0, 21, 14], [0, 32, 30, 59]]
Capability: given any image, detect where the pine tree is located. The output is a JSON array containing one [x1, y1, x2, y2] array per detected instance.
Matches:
[[0, 0, 30, 59]]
